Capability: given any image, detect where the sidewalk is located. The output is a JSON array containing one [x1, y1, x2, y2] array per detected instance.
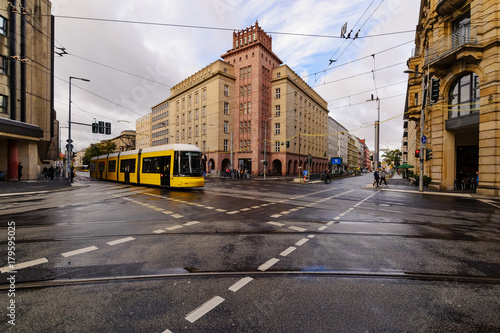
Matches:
[[0, 176, 85, 197], [366, 173, 478, 197]]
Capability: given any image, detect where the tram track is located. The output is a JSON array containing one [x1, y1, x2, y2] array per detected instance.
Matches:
[[2, 269, 500, 290]]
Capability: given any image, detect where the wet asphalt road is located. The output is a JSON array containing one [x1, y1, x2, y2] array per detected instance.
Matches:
[[1, 174, 500, 332]]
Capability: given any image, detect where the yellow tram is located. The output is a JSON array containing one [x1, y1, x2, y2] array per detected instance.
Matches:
[[90, 144, 204, 188]]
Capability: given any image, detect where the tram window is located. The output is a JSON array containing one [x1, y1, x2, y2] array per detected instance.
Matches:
[[108, 160, 116, 172], [120, 159, 136, 173], [98, 162, 105, 172], [90, 162, 96, 172], [142, 157, 161, 173], [174, 151, 203, 176]]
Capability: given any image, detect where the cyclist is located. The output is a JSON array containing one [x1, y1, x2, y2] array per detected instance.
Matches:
[[324, 169, 331, 184]]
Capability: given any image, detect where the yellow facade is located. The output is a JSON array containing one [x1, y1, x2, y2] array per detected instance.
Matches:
[[407, 0, 500, 196]]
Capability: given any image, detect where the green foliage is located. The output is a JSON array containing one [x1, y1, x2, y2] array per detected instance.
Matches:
[[381, 149, 402, 166], [82, 142, 116, 166]]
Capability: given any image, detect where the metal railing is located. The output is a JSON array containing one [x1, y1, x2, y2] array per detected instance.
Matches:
[[425, 24, 478, 65]]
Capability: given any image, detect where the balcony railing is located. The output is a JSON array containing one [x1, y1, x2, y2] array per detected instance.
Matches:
[[425, 23, 478, 65]]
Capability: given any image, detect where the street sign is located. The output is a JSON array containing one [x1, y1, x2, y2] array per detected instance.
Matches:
[[66, 139, 73, 143], [303, 170, 308, 176], [65, 144, 74, 151], [421, 135, 427, 144]]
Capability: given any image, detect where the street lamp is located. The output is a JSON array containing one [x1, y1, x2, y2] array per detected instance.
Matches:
[[263, 117, 272, 179], [68, 76, 90, 184], [404, 69, 427, 192], [366, 95, 380, 172]]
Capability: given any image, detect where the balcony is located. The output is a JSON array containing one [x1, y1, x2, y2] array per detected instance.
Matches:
[[436, 0, 467, 17], [425, 23, 481, 67]]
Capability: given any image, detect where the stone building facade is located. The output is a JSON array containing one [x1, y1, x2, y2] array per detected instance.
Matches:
[[136, 113, 151, 149], [0, 0, 56, 180], [406, 0, 500, 195], [149, 22, 330, 176]]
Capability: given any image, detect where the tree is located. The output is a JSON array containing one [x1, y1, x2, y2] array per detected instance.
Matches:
[[381, 149, 402, 167], [82, 142, 117, 166]]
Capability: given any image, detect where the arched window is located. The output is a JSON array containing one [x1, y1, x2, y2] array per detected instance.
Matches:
[[448, 72, 479, 119]]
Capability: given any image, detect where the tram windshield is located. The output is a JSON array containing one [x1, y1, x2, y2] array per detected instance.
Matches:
[[175, 151, 203, 176]]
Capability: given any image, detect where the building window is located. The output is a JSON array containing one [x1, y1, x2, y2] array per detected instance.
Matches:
[[224, 85, 229, 96], [188, 127, 192, 138], [275, 123, 280, 135], [275, 105, 280, 117], [224, 102, 229, 115], [195, 108, 199, 119], [203, 89, 206, 100], [414, 93, 419, 106], [449, 72, 480, 119], [203, 106, 207, 117], [248, 66, 251, 78], [203, 141, 206, 151], [224, 121, 229, 133], [188, 95, 192, 106], [182, 98, 185, 108], [248, 102, 251, 114], [276, 88, 281, 99], [195, 93, 199, 103], [0, 94, 7, 114], [203, 123, 206, 135], [188, 111, 191, 122], [277, 72, 281, 78], [452, 13, 472, 49], [195, 125, 198, 136], [248, 121, 251, 133], [275, 142, 280, 152], [224, 139, 229, 152], [0, 56, 7, 75], [0, 16, 6, 36]]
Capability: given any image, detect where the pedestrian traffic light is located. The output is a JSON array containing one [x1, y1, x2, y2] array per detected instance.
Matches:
[[430, 78, 440, 104], [415, 149, 420, 158], [426, 149, 433, 161], [105, 122, 111, 135], [92, 122, 98, 133]]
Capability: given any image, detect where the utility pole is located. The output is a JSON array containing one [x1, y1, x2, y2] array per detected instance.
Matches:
[[367, 95, 380, 171]]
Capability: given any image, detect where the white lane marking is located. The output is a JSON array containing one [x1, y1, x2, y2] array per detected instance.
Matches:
[[171, 214, 183, 219], [326, 221, 334, 225], [279, 211, 290, 215], [334, 216, 341, 220], [61, 246, 98, 258], [227, 211, 239, 215], [154, 229, 165, 234], [184, 221, 200, 226], [153, 208, 165, 211], [267, 222, 285, 227], [107, 237, 135, 246], [318, 226, 327, 231], [271, 214, 282, 218], [308, 235, 315, 238], [240, 208, 251, 211], [229, 277, 254, 292], [162, 211, 173, 215], [0, 258, 49, 273], [166, 225, 183, 230], [215, 209, 227, 212], [162, 330, 173, 333], [280, 246, 297, 257], [289, 226, 306, 232], [258, 258, 280, 271], [185, 296, 225, 323], [295, 238, 309, 246], [251, 206, 260, 209]]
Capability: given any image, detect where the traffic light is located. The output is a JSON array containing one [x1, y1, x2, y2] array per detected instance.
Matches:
[[286, 141, 289, 148], [430, 78, 440, 103], [426, 149, 433, 161], [415, 149, 420, 158], [92, 122, 98, 133], [105, 122, 111, 135], [370, 155, 373, 161], [98, 121, 105, 134]]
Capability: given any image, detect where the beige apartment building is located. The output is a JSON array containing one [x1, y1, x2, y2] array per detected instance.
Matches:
[[150, 22, 329, 176], [0, 0, 57, 180], [136, 113, 151, 149], [406, 0, 500, 196]]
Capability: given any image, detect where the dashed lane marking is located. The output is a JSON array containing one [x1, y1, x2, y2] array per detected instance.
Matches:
[[185, 296, 225, 323], [166, 225, 183, 231], [229, 277, 254, 292], [61, 246, 98, 258], [295, 238, 309, 246], [0, 258, 49, 274], [107, 237, 135, 246], [258, 258, 280, 271], [289, 226, 307, 232], [267, 221, 285, 227], [280, 246, 297, 257]]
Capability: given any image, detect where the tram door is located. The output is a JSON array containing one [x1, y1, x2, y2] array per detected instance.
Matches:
[[160, 156, 171, 186]]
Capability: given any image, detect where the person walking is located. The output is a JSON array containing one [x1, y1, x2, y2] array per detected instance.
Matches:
[[380, 169, 387, 186], [17, 162, 23, 181], [373, 170, 380, 187]]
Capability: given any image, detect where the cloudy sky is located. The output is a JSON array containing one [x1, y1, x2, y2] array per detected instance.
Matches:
[[52, 0, 421, 153]]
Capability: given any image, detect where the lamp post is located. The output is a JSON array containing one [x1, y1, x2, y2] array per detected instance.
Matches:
[[404, 69, 428, 192], [367, 95, 380, 171], [68, 76, 90, 184], [263, 117, 272, 179]]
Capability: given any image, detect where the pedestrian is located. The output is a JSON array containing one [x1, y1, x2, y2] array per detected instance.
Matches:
[[49, 165, 55, 180], [18, 162, 23, 181], [380, 169, 387, 186], [43, 167, 48, 180], [373, 170, 380, 187]]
